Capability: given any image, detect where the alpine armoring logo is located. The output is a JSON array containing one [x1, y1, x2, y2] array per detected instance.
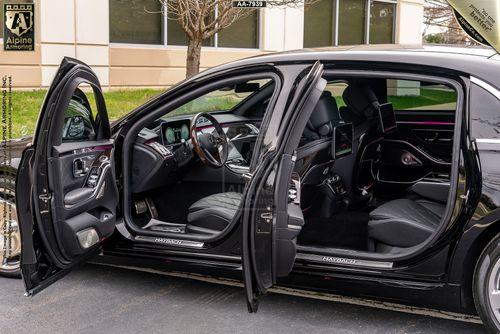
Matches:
[[3, 3, 35, 51]]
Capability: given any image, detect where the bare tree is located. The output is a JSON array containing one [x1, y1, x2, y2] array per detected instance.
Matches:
[[158, 0, 312, 78], [423, 0, 476, 45]]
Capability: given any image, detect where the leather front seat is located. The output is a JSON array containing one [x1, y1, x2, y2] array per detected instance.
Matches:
[[296, 90, 343, 182], [187, 92, 342, 233], [368, 198, 446, 248], [332, 83, 383, 204], [187, 192, 243, 232]]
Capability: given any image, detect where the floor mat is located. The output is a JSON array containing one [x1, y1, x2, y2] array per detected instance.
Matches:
[[298, 211, 369, 251]]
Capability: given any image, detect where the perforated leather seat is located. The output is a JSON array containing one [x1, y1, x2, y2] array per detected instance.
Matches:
[[368, 198, 446, 248]]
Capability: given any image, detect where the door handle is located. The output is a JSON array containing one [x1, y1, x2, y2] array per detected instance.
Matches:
[[73, 158, 89, 177], [260, 212, 273, 222]]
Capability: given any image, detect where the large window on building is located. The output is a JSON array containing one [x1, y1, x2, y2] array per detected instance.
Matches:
[[369, 1, 396, 44], [110, 0, 259, 48], [303, 0, 396, 47], [303, 0, 335, 48], [218, 11, 259, 48], [338, 0, 366, 45], [109, 0, 163, 45]]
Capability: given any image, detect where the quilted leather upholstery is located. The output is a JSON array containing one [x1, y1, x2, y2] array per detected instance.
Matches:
[[368, 198, 446, 247], [187, 192, 243, 231]]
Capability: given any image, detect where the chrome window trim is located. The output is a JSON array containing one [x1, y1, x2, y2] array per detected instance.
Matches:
[[471, 76, 500, 100], [475, 138, 500, 145]]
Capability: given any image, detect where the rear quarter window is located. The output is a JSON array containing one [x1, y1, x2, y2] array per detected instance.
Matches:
[[470, 83, 500, 139]]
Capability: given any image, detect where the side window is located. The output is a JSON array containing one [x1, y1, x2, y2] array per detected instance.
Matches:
[[62, 86, 97, 142], [387, 80, 457, 111], [470, 83, 500, 139]]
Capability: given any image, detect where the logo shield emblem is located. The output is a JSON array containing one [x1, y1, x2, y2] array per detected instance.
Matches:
[[5, 5, 33, 37]]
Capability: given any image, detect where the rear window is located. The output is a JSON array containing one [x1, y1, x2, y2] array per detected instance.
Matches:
[[387, 80, 457, 111]]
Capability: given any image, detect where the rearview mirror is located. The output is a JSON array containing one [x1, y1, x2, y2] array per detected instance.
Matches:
[[234, 82, 260, 93]]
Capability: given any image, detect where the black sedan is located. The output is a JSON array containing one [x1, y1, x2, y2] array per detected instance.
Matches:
[[3, 48, 500, 332]]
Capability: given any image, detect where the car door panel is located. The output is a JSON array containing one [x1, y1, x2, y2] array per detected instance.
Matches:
[[51, 144, 118, 258], [242, 61, 325, 312], [393, 110, 455, 160], [375, 109, 454, 192], [18, 57, 118, 295]]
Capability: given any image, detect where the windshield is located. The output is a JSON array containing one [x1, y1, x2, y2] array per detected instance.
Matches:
[[166, 79, 270, 118]]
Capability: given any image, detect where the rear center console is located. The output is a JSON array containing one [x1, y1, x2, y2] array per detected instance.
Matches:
[[315, 174, 350, 217]]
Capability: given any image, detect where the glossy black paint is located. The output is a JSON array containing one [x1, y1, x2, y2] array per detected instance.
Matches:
[[10, 48, 500, 314]]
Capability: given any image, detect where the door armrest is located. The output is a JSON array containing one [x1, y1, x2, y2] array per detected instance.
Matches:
[[64, 187, 94, 206], [411, 180, 450, 203]]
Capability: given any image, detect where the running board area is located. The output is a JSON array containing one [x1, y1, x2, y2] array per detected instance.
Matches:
[[296, 253, 393, 269]]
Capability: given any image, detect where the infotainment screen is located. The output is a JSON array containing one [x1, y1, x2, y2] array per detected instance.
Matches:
[[333, 123, 353, 159], [378, 103, 397, 134]]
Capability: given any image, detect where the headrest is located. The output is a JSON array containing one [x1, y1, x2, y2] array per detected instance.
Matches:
[[342, 84, 380, 121], [307, 91, 341, 137]]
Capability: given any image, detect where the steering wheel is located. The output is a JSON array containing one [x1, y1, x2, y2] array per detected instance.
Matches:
[[190, 112, 228, 168]]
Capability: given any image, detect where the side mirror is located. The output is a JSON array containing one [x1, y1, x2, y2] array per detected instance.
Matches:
[[62, 98, 96, 142]]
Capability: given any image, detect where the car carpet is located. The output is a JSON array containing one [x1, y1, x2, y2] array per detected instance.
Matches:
[[298, 211, 369, 251]]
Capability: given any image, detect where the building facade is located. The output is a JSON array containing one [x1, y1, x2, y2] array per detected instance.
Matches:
[[0, 0, 424, 89]]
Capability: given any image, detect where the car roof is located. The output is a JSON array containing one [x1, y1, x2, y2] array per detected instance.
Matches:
[[193, 44, 500, 88]]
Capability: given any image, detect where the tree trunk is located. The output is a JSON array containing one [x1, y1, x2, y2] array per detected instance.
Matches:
[[186, 39, 202, 78]]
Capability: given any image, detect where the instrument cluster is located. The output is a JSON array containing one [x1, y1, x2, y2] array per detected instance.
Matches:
[[161, 120, 190, 145]]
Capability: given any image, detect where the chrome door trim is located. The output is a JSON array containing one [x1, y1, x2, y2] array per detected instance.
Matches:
[[471, 76, 500, 100]]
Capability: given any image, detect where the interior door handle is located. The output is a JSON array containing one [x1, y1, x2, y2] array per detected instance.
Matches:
[[73, 158, 89, 177]]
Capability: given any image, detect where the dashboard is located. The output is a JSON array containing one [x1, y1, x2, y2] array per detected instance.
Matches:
[[131, 114, 260, 193]]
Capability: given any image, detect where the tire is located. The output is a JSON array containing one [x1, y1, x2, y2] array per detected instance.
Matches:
[[0, 174, 21, 279], [473, 233, 500, 333]]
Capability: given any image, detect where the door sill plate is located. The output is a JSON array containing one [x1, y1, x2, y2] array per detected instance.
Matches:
[[296, 253, 393, 269], [135, 235, 204, 248]]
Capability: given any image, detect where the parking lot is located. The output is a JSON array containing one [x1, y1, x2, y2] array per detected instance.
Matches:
[[0, 263, 487, 334]]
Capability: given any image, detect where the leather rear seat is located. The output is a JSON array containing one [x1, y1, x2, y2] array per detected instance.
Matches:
[[368, 198, 446, 248]]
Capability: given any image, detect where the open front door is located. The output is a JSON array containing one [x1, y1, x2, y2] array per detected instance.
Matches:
[[242, 61, 326, 312], [16, 57, 119, 295]]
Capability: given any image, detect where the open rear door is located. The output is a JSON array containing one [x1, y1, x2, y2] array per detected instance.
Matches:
[[16, 57, 119, 295], [242, 61, 326, 311]]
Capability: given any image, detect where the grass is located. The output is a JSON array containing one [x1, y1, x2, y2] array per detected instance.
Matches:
[[331, 87, 457, 112], [388, 88, 457, 110], [10, 89, 163, 138]]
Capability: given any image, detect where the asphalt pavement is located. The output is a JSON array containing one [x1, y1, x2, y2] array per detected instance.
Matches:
[[0, 264, 487, 334]]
